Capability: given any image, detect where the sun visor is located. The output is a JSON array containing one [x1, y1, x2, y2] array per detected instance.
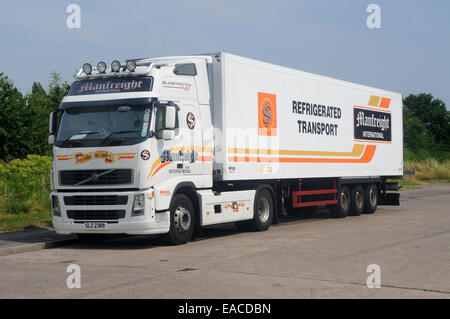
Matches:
[[59, 97, 154, 109]]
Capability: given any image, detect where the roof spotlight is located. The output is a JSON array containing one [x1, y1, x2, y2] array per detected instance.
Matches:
[[126, 60, 136, 72], [82, 63, 92, 75], [97, 61, 107, 73], [111, 60, 121, 72]]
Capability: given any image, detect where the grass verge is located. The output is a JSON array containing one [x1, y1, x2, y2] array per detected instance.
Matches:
[[0, 210, 52, 233], [401, 159, 450, 189]]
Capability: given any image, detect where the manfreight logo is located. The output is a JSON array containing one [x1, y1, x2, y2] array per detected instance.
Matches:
[[353, 95, 392, 143], [258, 92, 277, 136]]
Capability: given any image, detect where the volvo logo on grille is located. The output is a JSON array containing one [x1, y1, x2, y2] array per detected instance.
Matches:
[[74, 169, 116, 186]]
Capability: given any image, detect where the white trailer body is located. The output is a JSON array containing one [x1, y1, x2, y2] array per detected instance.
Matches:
[[210, 53, 403, 181]]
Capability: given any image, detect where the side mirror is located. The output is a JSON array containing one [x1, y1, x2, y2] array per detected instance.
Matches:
[[162, 130, 175, 140], [48, 135, 55, 145], [49, 112, 54, 134], [165, 106, 177, 130]]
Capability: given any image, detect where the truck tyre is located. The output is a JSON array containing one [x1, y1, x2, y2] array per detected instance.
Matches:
[[363, 184, 378, 214], [329, 185, 350, 218], [236, 189, 274, 232], [349, 184, 365, 216], [163, 194, 195, 245]]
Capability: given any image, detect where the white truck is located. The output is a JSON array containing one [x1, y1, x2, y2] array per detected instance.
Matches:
[[49, 52, 402, 244]]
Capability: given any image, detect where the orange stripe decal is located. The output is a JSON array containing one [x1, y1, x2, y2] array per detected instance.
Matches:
[[227, 145, 376, 164], [147, 158, 161, 180], [198, 156, 213, 162], [228, 144, 365, 157], [368, 96, 381, 107], [379, 97, 391, 108], [151, 162, 171, 178], [354, 139, 391, 144], [354, 105, 391, 113]]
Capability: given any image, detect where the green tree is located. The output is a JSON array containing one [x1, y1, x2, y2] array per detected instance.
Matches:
[[47, 71, 70, 110], [403, 93, 450, 160], [0, 72, 70, 160], [26, 72, 69, 156], [31, 82, 46, 95], [0, 73, 31, 160]]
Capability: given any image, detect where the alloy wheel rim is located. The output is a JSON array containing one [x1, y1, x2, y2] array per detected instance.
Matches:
[[174, 206, 191, 233], [341, 192, 349, 210], [356, 191, 363, 208], [369, 188, 376, 206], [258, 197, 270, 223]]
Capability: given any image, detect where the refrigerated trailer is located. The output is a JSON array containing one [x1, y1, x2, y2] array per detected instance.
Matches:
[[49, 52, 402, 244]]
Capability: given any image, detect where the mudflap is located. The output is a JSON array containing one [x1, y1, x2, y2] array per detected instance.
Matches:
[[380, 192, 400, 206]]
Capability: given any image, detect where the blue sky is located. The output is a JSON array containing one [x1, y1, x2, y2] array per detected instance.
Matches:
[[0, 0, 449, 105]]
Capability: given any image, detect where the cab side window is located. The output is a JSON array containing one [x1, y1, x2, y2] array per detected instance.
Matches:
[[155, 107, 179, 139]]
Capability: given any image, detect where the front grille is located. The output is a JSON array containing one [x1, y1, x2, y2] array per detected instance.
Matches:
[[60, 169, 132, 186], [64, 195, 128, 206], [67, 210, 126, 220]]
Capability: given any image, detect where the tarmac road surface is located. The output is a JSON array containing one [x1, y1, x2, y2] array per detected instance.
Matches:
[[0, 183, 449, 298]]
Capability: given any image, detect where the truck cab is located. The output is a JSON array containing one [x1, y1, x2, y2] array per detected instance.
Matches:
[[50, 55, 261, 244]]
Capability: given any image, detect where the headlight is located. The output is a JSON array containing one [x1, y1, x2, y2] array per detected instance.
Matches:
[[52, 195, 61, 217], [111, 60, 121, 72], [132, 194, 145, 216], [126, 60, 136, 72], [97, 61, 107, 73], [82, 63, 92, 75]]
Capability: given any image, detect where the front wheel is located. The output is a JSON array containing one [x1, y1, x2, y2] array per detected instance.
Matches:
[[163, 194, 195, 245]]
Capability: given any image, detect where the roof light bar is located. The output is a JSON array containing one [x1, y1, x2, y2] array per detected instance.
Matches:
[[126, 60, 136, 72], [111, 60, 121, 72], [97, 61, 107, 73], [82, 63, 92, 75]]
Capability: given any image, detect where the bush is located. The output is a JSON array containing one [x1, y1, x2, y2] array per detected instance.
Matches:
[[0, 155, 52, 214], [404, 159, 450, 182]]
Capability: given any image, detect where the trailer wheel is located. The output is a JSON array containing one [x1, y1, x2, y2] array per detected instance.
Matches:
[[329, 185, 350, 218], [349, 184, 365, 216], [236, 189, 274, 232], [363, 184, 378, 214], [163, 194, 195, 245]]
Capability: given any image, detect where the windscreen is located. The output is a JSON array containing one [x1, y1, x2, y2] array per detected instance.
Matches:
[[56, 104, 152, 148]]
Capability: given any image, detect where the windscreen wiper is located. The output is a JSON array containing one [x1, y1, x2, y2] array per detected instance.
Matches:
[[60, 131, 100, 147], [101, 130, 141, 146]]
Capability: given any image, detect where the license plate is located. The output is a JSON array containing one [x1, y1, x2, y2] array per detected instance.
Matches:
[[84, 222, 107, 229]]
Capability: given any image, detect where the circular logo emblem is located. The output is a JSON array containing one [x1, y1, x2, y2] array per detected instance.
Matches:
[[262, 101, 273, 127], [140, 150, 151, 160], [186, 112, 195, 129]]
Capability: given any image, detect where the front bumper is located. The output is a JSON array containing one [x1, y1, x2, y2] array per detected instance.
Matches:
[[51, 189, 169, 235]]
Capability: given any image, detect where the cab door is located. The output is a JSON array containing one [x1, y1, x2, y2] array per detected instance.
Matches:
[[152, 102, 202, 183], [171, 102, 203, 177]]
